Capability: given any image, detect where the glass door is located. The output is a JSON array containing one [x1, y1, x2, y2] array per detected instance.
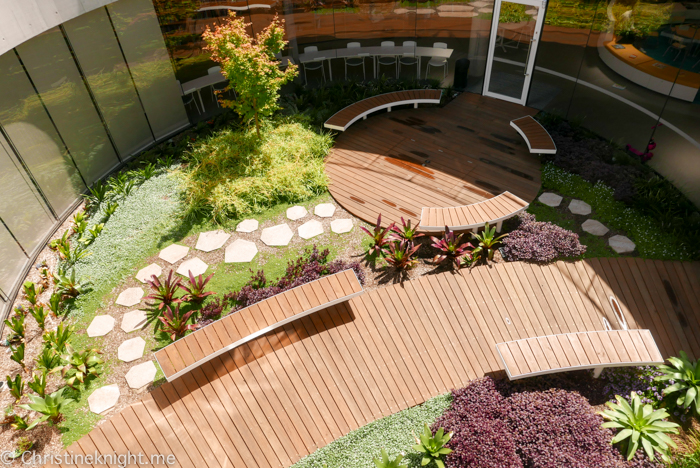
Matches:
[[483, 0, 545, 105]]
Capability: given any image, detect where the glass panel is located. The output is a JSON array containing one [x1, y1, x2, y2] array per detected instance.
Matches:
[[16, 27, 121, 186], [0, 51, 84, 217], [487, 1, 540, 99], [63, 8, 154, 157], [108, 0, 190, 140], [0, 220, 29, 294], [0, 133, 54, 254]]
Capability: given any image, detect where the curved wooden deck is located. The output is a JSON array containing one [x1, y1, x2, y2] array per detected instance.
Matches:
[[54, 258, 700, 468], [325, 92, 542, 230]]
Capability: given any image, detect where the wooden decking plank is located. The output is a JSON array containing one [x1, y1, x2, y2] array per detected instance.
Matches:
[[137, 395, 198, 468]]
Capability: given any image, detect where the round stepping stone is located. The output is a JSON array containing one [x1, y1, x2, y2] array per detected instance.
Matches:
[[135, 263, 162, 284], [195, 230, 231, 252], [236, 219, 259, 233], [609, 235, 636, 254], [314, 203, 336, 218], [88, 384, 120, 414], [538, 192, 563, 207], [260, 224, 294, 246], [116, 287, 144, 307], [298, 220, 324, 240], [225, 239, 258, 263], [393, 7, 409, 13], [286, 206, 308, 221], [118, 337, 146, 362], [121, 310, 148, 333], [568, 199, 592, 216], [159, 244, 189, 264], [525, 8, 538, 14], [125, 361, 157, 389], [331, 219, 354, 234], [87, 315, 115, 337], [176, 257, 208, 278], [581, 219, 609, 236]]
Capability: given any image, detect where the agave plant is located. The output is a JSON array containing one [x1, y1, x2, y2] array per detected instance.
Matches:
[[385, 240, 420, 270], [42, 323, 73, 354], [53, 345, 104, 388], [360, 214, 395, 257], [27, 371, 47, 398], [29, 304, 49, 329], [390, 217, 424, 243], [412, 424, 453, 468], [599, 392, 679, 461], [656, 351, 700, 415], [4, 314, 25, 341], [35, 347, 60, 372], [53, 266, 90, 298], [6, 374, 24, 401], [373, 448, 407, 468], [471, 222, 508, 263], [159, 304, 199, 341], [19, 387, 74, 425], [179, 272, 215, 303], [147, 270, 183, 310], [10, 343, 25, 369], [430, 227, 474, 268]]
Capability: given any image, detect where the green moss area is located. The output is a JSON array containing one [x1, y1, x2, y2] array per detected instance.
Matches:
[[292, 394, 452, 468]]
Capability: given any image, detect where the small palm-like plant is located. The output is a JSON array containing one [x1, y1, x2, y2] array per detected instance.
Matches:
[[471, 222, 508, 263], [22, 281, 40, 305], [42, 323, 73, 353], [83, 180, 108, 208], [147, 270, 183, 310], [49, 230, 70, 252], [361, 214, 395, 257], [47, 292, 64, 318], [656, 351, 700, 415], [53, 266, 90, 298], [35, 347, 60, 372], [390, 217, 424, 243], [179, 272, 215, 303], [430, 227, 474, 268], [599, 392, 679, 461], [6, 374, 24, 401], [385, 240, 420, 270], [27, 371, 47, 398], [412, 424, 453, 468], [159, 304, 199, 341], [373, 448, 407, 468], [4, 314, 25, 341], [10, 343, 25, 369], [103, 201, 119, 217], [19, 387, 74, 425], [29, 304, 49, 329], [54, 345, 104, 388]]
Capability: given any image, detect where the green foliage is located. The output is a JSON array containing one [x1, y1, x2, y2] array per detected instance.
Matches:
[[29, 304, 49, 329], [27, 371, 47, 398], [72, 211, 88, 236], [109, 172, 137, 198], [361, 214, 395, 257], [35, 347, 60, 373], [103, 201, 119, 217], [499, 2, 530, 22], [656, 351, 700, 416], [22, 281, 39, 305], [181, 118, 331, 220], [203, 13, 298, 136], [667, 430, 700, 468], [84, 180, 108, 208], [385, 240, 420, 270], [374, 449, 408, 468], [471, 222, 507, 263], [599, 392, 679, 461], [54, 345, 104, 388], [412, 424, 453, 468], [47, 292, 64, 318], [10, 343, 25, 369], [49, 230, 70, 253], [146, 270, 183, 310], [53, 266, 90, 298], [6, 374, 24, 401], [139, 162, 157, 181], [11, 415, 33, 431], [19, 387, 74, 425], [4, 314, 25, 341], [15, 437, 34, 454], [430, 227, 474, 268], [159, 304, 199, 341], [42, 323, 73, 354], [179, 272, 215, 303]]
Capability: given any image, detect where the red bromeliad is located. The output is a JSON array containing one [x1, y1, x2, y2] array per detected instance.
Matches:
[[430, 226, 474, 268]]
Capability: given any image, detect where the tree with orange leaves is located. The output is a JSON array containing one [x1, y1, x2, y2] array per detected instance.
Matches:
[[203, 13, 298, 137]]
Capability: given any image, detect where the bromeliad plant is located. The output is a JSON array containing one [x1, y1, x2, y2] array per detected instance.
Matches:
[[390, 217, 424, 243], [19, 387, 74, 425], [412, 424, 453, 468], [27, 371, 47, 398], [471, 222, 508, 264], [179, 272, 215, 303], [385, 240, 420, 271], [47, 293, 64, 318], [10, 343, 25, 369], [430, 227, 474, 269], [4, 314, 25, 343], [599, 392, 679, 461], [159, 304, 200, 341], [6, 374, 24, 401], [656, 351, 700, 415], [54, 345, 104, 388], [22, 281, 40, 305], [147, 270, 183, 310], [53, 266, 90, 298], [373, 449, 408, 468], [29, 304, 49, 329], [42, 323, 73, 354], [35, 347, 60, 372], [361, 214, 396, 257]]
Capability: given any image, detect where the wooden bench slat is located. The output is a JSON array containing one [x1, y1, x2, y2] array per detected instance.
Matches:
[[419, 191, 529, 232], [510, 116, 556, 154]]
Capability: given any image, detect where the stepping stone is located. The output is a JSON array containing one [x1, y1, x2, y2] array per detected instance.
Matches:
[[118, 337, 146, 362], [236, 219, 259, 233], [225, 239, 258, 263], [261, 224, 294, 246], [331, 219, 354, 234], [195, 230, 231, 252], [314, 203, 336, 218], [121, 310, 148, 333], [298, 220, 324, 240], [438, 11, 478, 16], [525, 8, 538, 14], [125, 361, 157, 389], [609, 235, 636, 254], [159, 244, 189, 264], [582, 219, 609, 236], [470, 1, 489, 6], [478, 7, 493, 12], [88, 384, 120, 414], [568, 199, 592, 216], [87, 315, 115, 337], [437, 4, 474, 11], [115, 288, 144, 307], [135, 263, 162, 284], [538, 192, 563, 207], [176, 257, 208, 278], [286, 206, 308, 221], [416, 8, 434, 13], [393, 7, 409, 13]]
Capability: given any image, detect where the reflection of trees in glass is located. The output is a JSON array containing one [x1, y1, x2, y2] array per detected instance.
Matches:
[[499, 2, 530, 23]]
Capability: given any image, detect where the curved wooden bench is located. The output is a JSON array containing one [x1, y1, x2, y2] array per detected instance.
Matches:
[[496, 329, 663, 380], [323, 89, 442, 131], [154, 269, 363, 382], [419, 191, 528, 233], [510, 116, 556, 154]]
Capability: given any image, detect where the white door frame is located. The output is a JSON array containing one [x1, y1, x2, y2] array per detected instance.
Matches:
[[483, 0, 546, 105]]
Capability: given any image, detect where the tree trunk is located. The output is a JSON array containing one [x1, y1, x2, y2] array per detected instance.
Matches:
[[255, 112, 260, 139]]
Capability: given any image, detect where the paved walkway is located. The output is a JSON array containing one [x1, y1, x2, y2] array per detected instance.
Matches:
[[56, 258, 700, 468]]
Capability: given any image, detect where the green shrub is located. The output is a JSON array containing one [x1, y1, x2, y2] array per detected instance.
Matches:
[[657, 351, 700, 415], [181, 118, 332, 220]]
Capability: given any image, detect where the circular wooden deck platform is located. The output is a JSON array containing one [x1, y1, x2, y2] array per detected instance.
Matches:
[[326, 92, 542, 228]]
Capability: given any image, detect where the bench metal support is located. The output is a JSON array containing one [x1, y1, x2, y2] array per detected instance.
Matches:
[[593, 366, 606, 378]]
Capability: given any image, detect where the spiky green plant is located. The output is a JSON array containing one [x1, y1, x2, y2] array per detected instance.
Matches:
[[11, 415, 34, 431], [42, 323, 73, 353], [361, 214, 396, 257], [29, 304, 49, 329], [471, 222, 508, 263], [27, 371, 47, 398], [146, 270, 182, 310], [47, 293, 63, 318], [53, 345, 104, 388], [599, 392, 679, 461], [430, 227, 474, 269], [373, 449, 407, 468], [10, 343, 25, 369], [657, 351, 700, 415], [4, 314, 25, 341], [35, 347, 60, 372], [53, 266, 90, 298], [19, 387, 74, 425], [179, 272, 215, 303], [412, 424, 453, 468], [385, 240, 420, 270], [159, 304, 199, 341], [6, 374, 24, 401], [22, 281, 39, 305], [103, 201, 119, 217]]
